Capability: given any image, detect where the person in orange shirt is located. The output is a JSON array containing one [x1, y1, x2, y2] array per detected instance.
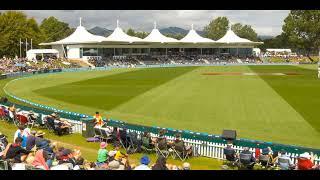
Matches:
[[93, 112, 103, 127]]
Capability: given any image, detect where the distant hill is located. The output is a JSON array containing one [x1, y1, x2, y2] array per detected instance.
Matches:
[[88, 26, 113, 36], [88, 26, 207, 37], [258, 35, 274, 40], [160, 27, 205, 36]]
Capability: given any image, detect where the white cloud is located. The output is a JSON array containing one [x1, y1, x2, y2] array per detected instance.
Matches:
[[3, 10, 290, 36]]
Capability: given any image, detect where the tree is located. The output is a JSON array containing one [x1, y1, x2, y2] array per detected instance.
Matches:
[[134, 31, 149, 39], [203, 17, 229, 40], [126, 28, 136, 36], [40, 16, 73, 43], [258, 34, 290, 51], [231, 23, 258, 41], [0, 11, 44, 57], [164, 33, 185, 40], [282, 10, 320, 59]]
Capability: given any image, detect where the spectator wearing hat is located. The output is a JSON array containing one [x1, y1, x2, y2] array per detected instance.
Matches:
[[35, 131, 51, 152], [134, 155, 151, 170], [297, 152, 316, 170], [26, 130, 37, 151], [96, 142, 108, 166], [224, 144, 237, 162], [58, 148, 76, 168]]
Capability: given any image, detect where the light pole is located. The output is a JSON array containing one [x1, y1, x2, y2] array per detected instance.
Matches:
[[19, 38, 22, 58], [25, 38, 28, 58]]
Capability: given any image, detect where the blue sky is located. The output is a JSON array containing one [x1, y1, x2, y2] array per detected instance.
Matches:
[[11, 10, 290, 36]]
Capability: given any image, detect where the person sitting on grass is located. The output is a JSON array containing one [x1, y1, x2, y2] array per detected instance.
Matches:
[[113, 145, 126, 161], [134, 155, 151, 170], [26, 131, 37, 151], [182, 162, 191, 170], [52, 114, 72, 136], [31, 149, 50, 170], [5, 137, 30, 163], [96, 142, 108, 166], [223, 143, 237, 162], [152, 156, 168, 170]]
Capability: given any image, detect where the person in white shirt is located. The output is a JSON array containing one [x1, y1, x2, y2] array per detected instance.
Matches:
[[134, 156, 151, 170]]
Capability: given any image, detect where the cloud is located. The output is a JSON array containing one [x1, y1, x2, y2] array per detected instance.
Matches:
[[3, 10, 289, 36]]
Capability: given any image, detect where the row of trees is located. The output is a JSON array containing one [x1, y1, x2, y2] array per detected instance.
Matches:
[[0, 10, 319, 58], [0, 11, 73, 57]]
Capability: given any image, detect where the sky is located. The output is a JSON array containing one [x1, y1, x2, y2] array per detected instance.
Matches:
[[11, 10, 290, 36]]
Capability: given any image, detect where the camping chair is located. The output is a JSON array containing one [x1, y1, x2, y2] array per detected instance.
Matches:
[[100, 128, 113, 142], [0, 160, 9, 170], [171, 140, 190, 161], [155, 141, 170, 158], [0, 108, 9, 121], [126, 131, 140, 154], [223, 149, 238, 168], [141, 136, 154, 154], [277, 157, 294, 170], [258, 154, 271, 168], [44, 117, 55, 132], [238, 153, 255, 169], [94, 127, 103, 141]]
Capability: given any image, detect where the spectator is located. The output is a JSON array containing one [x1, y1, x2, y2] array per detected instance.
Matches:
[[96, 142, 108, 166], [108, 160, 125, 170], [0, 132, 8, 150], [275, 150, 294, 170], [93, 112, 104, 128], [35, 131, 52, 153], [297, 152, 315, 170], [182, 162, 191, 170], [5, 137, 30, 163], [134, 155, 151, 170], [26, 130, 37, 151], [223, 143, 237, 162], [32, 149, 50, 170], [152, 156, 168, 170], [239, 147, 256, 169]]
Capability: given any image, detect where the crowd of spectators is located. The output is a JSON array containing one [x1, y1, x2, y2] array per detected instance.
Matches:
[[0, 56, 80, 74], [223, 143, 320, 170]]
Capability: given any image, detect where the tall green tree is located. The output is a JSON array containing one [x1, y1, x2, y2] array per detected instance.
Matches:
[[40, 16, 73, 43], [282, 10, 320, 59], [231, 23, 258, 41], [0, 11, 44, 57], [203, 17, 229, 40], [134, 31, 149, 39], [164, 33, 184, 40]]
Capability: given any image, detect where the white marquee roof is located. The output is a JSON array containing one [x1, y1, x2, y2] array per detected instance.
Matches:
[[179, 25, 215, 43], [103, 20, 144, 43], [143, 22, 179, 43], [217, 29, 262, 44], [27, 49, 59, 54], [40, 21, 107, 46]]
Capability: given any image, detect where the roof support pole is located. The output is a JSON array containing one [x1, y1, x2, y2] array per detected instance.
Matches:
[[166, 48, 167, 57], [114, 48, 115, 56], [237, 47, 239, 56], [201, 48, 202, 55], [62, 44, 67, 59]]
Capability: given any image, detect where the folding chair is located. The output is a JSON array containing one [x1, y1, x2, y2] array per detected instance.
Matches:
[[277, 157, 294, 170], [0, 160, 9, 170], [170, 142, 189, 161], [126, 132, 139, 154], [258, 154, 271, 168], [155, 143, 170, 158], [43, 117, 55, 133], [238, 153, 255, 170], [94, 127, 103, 140], [141, 136, 154, 154], [100, 129, 113, 142], [0, 108, 9, 121]]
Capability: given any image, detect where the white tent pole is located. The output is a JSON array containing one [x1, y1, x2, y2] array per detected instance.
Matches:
[[154, 22, 157, 29], [191, 24, 194, 30], [19, 38, 22, 58], [201, 48, 202, 55], [25, 38, 27, 58], [80, 17, 82, 26], [117, 20, 119, 28]]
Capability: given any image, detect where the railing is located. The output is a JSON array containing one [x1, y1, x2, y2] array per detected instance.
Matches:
[[1, 63, 320, 165]]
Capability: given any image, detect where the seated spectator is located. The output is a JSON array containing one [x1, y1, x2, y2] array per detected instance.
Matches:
[[93, 112, 104, 128], [13, 125, 29, 149], [53, 115, 72, 136], [141, 132, 153, 149], [0, 132, 8, 151], [275, 150, 294, 170], [223, 143, 237, 162], [108, 160, 125, 170], [57, 149, 76, 169], [32, 149, 50, 170], [5, 137, 30, 163], [120, 156, 132, 170], [297, 152, 316, 170], [113, 145, 126, 161], [182, 162, 191, 170], [96, 142, 108, 166], [35, 131, 52, 153], [259, 147, 274, 166], [152, 156, 168, 170], [26, 131, 37, 151], [134, 156, 151, 170], [239, 147, 256, 169], [157, 130, 168, 150]]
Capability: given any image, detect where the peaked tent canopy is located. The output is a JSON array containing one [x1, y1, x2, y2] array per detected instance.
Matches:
[[216, 29, 263, 45], [143, 22, 179, 43], [179, 24, 215, 44], [40, 25, 107, 45], [102, 20, 144, 43]]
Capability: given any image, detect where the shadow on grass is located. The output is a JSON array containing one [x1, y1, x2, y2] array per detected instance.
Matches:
[[34, 66, 198, 111], [248, 65, 320, 133]]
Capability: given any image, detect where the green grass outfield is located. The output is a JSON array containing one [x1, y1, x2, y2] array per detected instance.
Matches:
[[4, 64, 320, 149]]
